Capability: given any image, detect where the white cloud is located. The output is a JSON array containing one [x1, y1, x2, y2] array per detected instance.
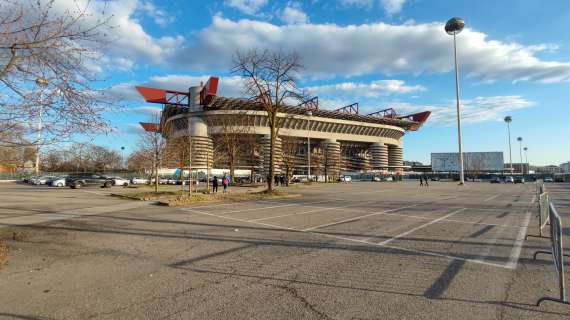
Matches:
[[279, 5, 308, 24], [106, 74, 247, 103], [339, 0, 373, 9], [129, 106, 162, 115], [380, 0, 406, 15], [175, 16, 570, 83], [225, 0, 268, 15], [307, 80, 425, 97], [139, 1, 175, 27], [382, 96, 533, 125]]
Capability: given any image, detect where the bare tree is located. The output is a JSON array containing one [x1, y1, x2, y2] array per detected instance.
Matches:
[[0, 0, 113, 147], [168, 135, 194, 195], [138, 114, 166, 193], [232, 49, 304, 192], [209, 114, 251, 184], [281, 136, 300, 186]]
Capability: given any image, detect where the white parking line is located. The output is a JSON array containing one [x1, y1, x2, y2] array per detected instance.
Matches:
[[302, 203, 422, 231], [505, 209, 531, 269], [377, 208, 466, 246], [483, 194, 501, 202], [249, 200, 378, 222], [183, 199, 340, 215], [188, 207, 512, 270]]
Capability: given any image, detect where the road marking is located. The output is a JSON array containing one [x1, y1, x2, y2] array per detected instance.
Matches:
[[188, 207, 512, 270], [377, 208, 466, 246], [301, 203, 422, 231], [483, 194, 502, 202], [505, 209, 532, 270], [249, 200, 378, 222], [183, 199, 339, 215]]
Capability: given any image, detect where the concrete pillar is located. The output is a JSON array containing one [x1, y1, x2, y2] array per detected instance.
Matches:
[[369, 142, 388, 170], [189, 85, 202, 111], [324, 139, 341, 178], [260, 134, 282, 176], [188, 117, 213, 169], [388, 145, 403, 169]]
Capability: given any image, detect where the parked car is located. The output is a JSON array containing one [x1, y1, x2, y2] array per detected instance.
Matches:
[[49, 176, 67, 187], [544, 177, 554, 183], [430, 177, 440, 181], [505, 176, 515, 183], [67, 173, 113, 189], [108, 176, 130, 186], [339, 176, 352, 182], [514, 176, 525, 184], [131, 177, 150, 184], [490, 177, 501, 184], [33, 175, 56, 185], [372, 176, 382, 182]]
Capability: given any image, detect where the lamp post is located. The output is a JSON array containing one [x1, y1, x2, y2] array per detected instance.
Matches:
[[120, 146, 125, 177], [523, 147, 530, 174], [35, 77, 49, 175], [445, 17, 466, 185], [306, 111, 312, 181], [504, 116, 513, 173], [517, 137, 523, 174]]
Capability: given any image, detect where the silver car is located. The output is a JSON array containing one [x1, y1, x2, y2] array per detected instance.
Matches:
[[50, 176, 67, 187]]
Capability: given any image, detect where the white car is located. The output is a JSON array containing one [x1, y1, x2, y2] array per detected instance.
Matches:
[[50, 176, 67, 187], [109, 177, 130, 186], [339, 176, 352, 182], [131, 177, 149, 184], [505, 176, 515, 183]]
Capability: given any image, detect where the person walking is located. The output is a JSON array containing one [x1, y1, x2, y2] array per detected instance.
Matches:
[[279, 175, 285, 186], [419, 176, 424, 187], [424, 175, 429, 187], [212, 176, 218, 193], [222, 174, 229, 193]]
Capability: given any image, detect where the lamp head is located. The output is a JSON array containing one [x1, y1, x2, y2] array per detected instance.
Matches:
[[445, 17, 465, 35], [35, 77, 49, 87], [504, 116, 512, 123], [517, 137, 522, 142]]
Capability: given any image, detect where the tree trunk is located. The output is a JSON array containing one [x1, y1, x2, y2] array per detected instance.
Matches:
[[154, 153, 158, 193], [268, 126, 276, 192]]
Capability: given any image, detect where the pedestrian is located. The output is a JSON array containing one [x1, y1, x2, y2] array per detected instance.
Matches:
[[279, 175, 285, 186], [274, 175, 279, 186], [212, 176, 218, 193], [424, 175, 429, 187], [419, 176, 424, 187], [222, 174, 229, 193]]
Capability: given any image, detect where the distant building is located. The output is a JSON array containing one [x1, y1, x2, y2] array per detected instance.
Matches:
[[532, 165, 560, 174], [560, 162, 570, 173], [431, 152, 504, 172]]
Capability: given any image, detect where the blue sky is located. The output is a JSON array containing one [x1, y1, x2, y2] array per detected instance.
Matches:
[[76, 0, 570, 166]]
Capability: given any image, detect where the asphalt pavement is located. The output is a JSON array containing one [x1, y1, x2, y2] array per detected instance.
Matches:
[[0, 181, 569, 319]]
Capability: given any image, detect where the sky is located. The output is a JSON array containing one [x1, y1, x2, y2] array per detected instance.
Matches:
[[66, 0, 570, 166]]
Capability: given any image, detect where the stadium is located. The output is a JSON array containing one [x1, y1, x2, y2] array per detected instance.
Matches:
[[137, 77, 431, 180]]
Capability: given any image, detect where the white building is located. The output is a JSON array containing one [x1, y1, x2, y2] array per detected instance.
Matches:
[[561, 161, 570, 173]]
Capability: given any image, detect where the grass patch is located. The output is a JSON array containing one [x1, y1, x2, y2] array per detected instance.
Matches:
[[111, 188, 210, 201], [0, 240, 7, 269], [159, 190, 301, 207]]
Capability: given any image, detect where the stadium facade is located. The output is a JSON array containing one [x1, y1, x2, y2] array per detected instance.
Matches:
[[137, 77, 430, 179]]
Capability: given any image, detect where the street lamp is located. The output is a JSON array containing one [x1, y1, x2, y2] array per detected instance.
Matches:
[[504, 116, 513, 173], [445, 17, 466, 185], [517, 137, 523, 174], [120, 146, 125, 176], [523, 147, 530, 174], [306, 111, 312, 181], [35, 77, 49, 175]]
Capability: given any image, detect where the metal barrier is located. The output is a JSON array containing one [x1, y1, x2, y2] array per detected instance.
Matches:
[[526, 185, 549, 239], [533, 200, 570, 306]]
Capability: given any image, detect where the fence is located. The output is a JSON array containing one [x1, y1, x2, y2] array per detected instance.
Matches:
[[531, 189, 570, 306]]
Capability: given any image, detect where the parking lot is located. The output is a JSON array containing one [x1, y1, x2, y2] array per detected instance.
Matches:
[[0, 181, 569, 319]]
